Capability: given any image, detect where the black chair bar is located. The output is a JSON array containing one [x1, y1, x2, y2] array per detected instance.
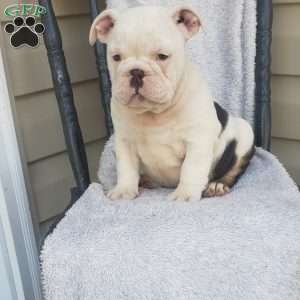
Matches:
[[254, 0, 273, 150], [39, 0, 90, 200]]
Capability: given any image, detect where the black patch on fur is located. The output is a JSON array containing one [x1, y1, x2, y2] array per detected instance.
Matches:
[[212, 139, 237, 181], [230, 144, 255, 187], [214, 102, 228, 131]]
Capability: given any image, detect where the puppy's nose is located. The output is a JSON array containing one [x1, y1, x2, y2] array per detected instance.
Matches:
[[130, 68, 144, 93], [130, 68, 145, 79]]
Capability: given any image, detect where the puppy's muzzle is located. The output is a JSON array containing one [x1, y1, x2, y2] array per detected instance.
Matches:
[[130, 68, 144, 94]]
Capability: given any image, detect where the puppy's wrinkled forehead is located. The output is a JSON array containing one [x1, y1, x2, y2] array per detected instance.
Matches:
[[110, 7, 181, 53], [89, 5, 201, 49]]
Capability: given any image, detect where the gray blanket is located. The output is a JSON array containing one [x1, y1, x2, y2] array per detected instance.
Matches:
[[41, 139, 300, 300]]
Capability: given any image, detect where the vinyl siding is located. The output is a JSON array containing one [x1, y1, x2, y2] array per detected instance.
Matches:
[[271, 1, 300, 185], [0, 0, 106, 222]]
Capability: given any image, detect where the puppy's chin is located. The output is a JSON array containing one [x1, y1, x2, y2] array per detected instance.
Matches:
[[126, 95, 173, 113], [129, 94, 173, 113]]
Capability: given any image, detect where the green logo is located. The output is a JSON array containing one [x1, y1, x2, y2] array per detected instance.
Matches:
[[4, 4, 46, 17]]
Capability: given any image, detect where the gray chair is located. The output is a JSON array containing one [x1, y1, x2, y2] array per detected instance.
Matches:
[[39, 1, 272, 226]]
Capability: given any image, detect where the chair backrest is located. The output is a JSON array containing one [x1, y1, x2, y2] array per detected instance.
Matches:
[[40, 0, 272, 200]]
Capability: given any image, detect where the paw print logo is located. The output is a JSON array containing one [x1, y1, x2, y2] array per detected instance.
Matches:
[[4, 16, 44, 48]]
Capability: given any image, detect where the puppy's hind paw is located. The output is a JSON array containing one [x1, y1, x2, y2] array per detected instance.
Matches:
[[107, 185, 139, 200], [203, 182, 230, 198]]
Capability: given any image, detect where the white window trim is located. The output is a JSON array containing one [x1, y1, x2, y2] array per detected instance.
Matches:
[[0, 46, 43, 299]]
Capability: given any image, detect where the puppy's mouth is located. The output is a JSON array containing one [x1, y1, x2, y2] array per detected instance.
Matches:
[[130, 92, 145, 102]]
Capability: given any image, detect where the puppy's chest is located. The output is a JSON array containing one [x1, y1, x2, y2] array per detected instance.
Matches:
[[134, 128, 186, 171]]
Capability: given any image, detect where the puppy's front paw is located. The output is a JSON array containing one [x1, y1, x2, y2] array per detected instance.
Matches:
[[168, 184, 203, 202], [107, 185, 139, 200], [203, 182, 230, 197]]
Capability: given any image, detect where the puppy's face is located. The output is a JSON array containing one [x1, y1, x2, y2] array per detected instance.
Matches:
[[90, 6, 200, 113]]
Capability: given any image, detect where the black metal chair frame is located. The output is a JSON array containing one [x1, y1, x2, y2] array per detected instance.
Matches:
[[39, 0, 272, 243]]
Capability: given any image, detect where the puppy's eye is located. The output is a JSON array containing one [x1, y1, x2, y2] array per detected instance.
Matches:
[[112, 54, 121, 62], [157, 54, 169, 61]]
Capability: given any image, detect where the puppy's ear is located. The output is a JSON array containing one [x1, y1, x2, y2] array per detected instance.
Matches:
[[89, 9, 118, 45], [171, 6, 201, 40]]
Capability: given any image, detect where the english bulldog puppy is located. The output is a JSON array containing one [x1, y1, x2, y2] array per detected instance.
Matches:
[[89, 5, 255, 201]]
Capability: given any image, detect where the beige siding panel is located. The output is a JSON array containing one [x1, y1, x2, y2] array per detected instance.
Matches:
[[273, 0, 300, 4], [272, 5, 300, 75], [271, 75, 300, 140], [52, 0, 89, 16], [272, 138, 300, 185], [2, 15, 97, 96], [16, 80, 106, 163], [0, 0, 89, 21], [30, 139, 105, 222]]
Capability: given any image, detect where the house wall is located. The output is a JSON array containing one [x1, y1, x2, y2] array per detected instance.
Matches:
[[271, 0, 300, 184], [0, 0, 107, 223]]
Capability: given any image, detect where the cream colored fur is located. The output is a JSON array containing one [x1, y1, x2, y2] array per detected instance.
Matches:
[[89, 5, 254, 201]]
